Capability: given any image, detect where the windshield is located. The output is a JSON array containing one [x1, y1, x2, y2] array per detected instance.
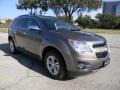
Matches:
[[40, 18, 79, 31]]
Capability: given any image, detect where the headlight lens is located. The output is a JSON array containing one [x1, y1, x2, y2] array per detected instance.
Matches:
[[68, 39, 92, 53]]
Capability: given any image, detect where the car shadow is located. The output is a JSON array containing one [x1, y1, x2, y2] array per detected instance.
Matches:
[[0, 43, 98, 81], [0, 43, 50, 77]]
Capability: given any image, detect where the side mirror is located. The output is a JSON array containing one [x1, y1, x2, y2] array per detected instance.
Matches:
[[28, 26, 41, 31]]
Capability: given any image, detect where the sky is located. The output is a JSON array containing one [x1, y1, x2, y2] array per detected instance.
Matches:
[[0, 0, 120, 19]]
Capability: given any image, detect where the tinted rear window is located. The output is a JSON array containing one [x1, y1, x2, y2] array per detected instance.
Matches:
[[15, 18, 28, 28], [28, 18, 39, 28]]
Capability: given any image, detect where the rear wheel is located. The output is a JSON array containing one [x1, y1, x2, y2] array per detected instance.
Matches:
[[44, 50, 67, 80], [9, 39, 17, 54]]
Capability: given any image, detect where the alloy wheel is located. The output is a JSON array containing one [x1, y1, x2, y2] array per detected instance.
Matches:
[[46, 56, 60, 75]]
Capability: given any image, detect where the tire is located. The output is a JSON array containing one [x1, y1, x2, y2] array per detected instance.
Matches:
[[44, 50, 67, 80], [9, 39, 17, 54]]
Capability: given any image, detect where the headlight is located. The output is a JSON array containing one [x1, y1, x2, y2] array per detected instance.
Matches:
[[68, 39, 92, 53]]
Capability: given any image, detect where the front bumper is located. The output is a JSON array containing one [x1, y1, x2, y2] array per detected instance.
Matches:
[[68, 53, 110, 77]]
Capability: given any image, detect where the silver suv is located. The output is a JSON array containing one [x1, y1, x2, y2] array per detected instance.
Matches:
[[8, 15, 110, 79]]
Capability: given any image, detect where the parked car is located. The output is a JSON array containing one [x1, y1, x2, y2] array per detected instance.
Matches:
[[8, 15, 110, 79]]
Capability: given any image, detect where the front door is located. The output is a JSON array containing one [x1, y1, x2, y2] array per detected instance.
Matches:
[[23, 18, 42, 55]]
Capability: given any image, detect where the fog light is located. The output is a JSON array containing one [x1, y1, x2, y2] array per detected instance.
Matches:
[[77, 63, 90, 71], [78, 63, 85, 69]]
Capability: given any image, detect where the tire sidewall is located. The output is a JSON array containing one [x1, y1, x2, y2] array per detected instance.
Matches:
[[9, 39, 16, 53], [44, 51, 65, 79]]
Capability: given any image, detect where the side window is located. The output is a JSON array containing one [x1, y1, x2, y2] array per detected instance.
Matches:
[[15, 18, 27, 29], [28, 18, 40, 28], [41, 18, 56, 30]]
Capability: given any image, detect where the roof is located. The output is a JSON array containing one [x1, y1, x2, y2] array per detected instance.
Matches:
[[18, 14, 56, 19]]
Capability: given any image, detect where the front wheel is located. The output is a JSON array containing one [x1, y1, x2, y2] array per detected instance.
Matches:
[[44, 51, 67, 80]]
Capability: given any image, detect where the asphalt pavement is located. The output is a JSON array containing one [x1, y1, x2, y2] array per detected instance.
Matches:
[[0, 32, 120, 90]]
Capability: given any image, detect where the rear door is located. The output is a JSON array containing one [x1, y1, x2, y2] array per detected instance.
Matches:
[[14, 17, 28, 49]]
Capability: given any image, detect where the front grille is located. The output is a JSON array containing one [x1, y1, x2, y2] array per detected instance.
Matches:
[[96, 52, 108, 58], [93, 42, 106, 48]]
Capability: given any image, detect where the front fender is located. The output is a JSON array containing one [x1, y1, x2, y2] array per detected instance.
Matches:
[[40, 38, 77, 72]]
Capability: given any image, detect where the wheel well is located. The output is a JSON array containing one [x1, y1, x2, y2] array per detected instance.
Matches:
[[42, 46, 67, 69], [42, 46, 61, 60]]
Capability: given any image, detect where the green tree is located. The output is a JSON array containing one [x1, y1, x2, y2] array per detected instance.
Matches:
[[49, 0, 102, 22], [5, 19, 12, 26], [17, 0, 102, 22], [96, 14, 118, 29], [17, 0, 48, 15], [75, 15, 92, 29], [0, 19, 12, 28], [116, 16, 120, 29]]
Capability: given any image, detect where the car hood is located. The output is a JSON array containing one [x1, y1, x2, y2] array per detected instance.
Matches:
[[57, 31, 106, 42]]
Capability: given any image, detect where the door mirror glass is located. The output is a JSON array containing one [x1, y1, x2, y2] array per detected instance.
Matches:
[[28, 26, 40, 31]]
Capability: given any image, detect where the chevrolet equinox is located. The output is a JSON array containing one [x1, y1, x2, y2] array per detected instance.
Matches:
[[8, 15, 110, 79]]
